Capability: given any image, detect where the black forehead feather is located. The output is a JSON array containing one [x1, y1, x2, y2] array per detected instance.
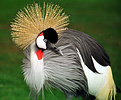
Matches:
[[42, 28, 58, 43]]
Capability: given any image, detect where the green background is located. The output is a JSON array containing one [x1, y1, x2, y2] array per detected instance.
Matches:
[[0, 0, 121, 100]]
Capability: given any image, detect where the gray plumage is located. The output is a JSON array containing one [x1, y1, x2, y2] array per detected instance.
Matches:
[[22, 29, 112, 100], [44, 33, 88, 97]]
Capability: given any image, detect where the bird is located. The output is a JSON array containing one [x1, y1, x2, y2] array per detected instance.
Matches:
[[10, 2, 120, 100]]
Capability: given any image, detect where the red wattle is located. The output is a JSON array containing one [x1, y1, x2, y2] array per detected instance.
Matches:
[[36, 49, 43, 60]]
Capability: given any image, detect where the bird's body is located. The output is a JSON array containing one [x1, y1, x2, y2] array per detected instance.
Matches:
[[23, 29, 116, 100], [11, 3, 120, 100]]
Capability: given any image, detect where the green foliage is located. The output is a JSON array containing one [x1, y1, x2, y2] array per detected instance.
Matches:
[[0, 0, 120, 100]]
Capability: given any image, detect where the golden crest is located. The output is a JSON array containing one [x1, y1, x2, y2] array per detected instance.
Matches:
[[11, 3, 69, 49]]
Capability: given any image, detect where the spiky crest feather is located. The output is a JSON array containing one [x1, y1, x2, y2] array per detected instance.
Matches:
[[11, 3, 69, 49]]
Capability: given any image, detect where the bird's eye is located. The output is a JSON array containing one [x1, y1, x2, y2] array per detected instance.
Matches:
[[43, 39, 47, 43]]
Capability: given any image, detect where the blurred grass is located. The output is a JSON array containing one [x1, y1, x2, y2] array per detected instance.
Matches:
[[0, 0, 121, 100]]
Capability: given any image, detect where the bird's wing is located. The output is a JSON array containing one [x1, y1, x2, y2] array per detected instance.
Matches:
[[62, 29, 111, 73], [43, 36, 89, 97]]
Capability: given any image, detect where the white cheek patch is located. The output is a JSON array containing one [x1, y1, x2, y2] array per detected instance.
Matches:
[[36, 36, 46, 49]]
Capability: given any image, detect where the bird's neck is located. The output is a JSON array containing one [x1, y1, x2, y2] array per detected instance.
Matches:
[[29, 42, 45, 93]]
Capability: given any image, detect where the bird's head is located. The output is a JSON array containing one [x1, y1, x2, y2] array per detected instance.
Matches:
[[36, 28, 63, 55]]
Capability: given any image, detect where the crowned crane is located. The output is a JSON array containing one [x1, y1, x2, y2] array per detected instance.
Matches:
[[11, 3, 120, 100]]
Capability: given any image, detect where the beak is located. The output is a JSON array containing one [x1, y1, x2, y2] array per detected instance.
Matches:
[[52, 45, 63, 56], [47, 41, 63, 56]]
